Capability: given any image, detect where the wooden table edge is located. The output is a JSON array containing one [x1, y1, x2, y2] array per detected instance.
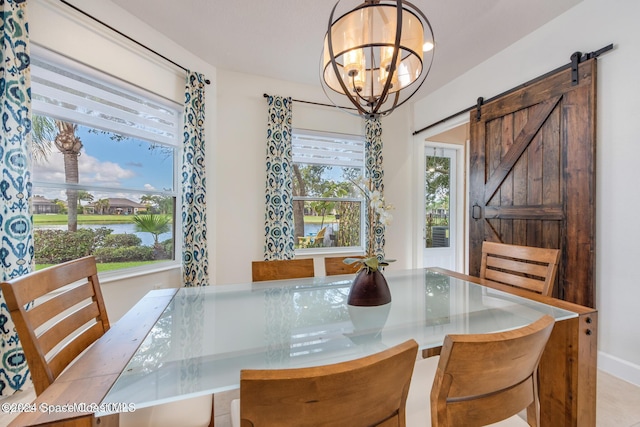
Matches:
[[427, 267, 596, 314], [10, 288, 179, 427]]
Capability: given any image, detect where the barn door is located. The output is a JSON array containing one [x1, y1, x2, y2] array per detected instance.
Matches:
[[469, 59, 596, 308]]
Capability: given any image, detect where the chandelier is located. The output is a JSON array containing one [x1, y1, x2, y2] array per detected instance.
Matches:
[[321, 0, 435, 118]]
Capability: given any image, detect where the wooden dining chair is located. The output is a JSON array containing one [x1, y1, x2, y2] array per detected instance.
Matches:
[[406, 315, 555, 427], [324, 255, 364, 276], [1, 256, 213, 427], [251, 258, 315, 281], [480, 241, 561, 296], [1, 256, 111, 396], [230, 339, 419, 427]]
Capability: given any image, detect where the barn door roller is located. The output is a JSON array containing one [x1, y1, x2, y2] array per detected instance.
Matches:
[[571, 43, 614, 86]]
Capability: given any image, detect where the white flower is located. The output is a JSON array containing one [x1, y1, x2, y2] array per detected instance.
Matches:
[[349, 178, 394, 255], [379, 210, 393, 226]]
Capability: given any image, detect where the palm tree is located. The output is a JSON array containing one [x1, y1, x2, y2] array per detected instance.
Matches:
[[77, 190, 94, 213], [95, 198, 110, 215], [132, 214, 171, 247], [32, 116, 83, 231]]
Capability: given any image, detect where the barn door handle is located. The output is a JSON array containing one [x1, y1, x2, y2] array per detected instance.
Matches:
[[471, 203, 482, 220]]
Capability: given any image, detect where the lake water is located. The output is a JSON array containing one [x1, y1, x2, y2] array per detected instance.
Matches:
[[34, 223, 171, 247], [35, 221, 337, 247]]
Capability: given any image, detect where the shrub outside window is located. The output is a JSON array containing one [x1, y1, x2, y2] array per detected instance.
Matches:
[[30, 47, 181, 273], [292, 129, 365, 252]]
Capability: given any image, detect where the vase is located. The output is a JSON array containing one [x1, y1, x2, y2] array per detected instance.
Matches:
[[347, 269, 392, 306]]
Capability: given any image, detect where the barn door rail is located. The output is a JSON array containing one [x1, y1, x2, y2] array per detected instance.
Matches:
[[413, 43, 613, 135]]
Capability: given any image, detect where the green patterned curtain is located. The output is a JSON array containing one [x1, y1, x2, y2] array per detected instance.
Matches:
[[0, 0, 32, 396], [182, 72, 209, 287], [263, 95, 295, 260], [365, 117, 385, 258]]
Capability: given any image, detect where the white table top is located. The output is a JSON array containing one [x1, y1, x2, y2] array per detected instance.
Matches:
[[99, 269, 576, 414]]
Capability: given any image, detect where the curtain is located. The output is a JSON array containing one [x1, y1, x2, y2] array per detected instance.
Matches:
[[182, 72, 209, 287], [365, 117, 385, 258], [263, 95, 295, 260], [0, 0, 32, 397]]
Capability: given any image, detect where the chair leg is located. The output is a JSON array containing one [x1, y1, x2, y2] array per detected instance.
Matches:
[[208, 395, 216, 427], [526, 370, 541, 427]]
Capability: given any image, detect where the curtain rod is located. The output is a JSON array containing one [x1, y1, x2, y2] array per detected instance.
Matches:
[[58, 0, 210, 85], [262, 93, 358, 111], [412, 43, 613, 136]]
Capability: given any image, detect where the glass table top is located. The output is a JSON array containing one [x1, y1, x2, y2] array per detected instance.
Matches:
[[99, 269, 576, 414]]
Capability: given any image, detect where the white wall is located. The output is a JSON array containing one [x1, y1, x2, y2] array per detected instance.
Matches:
[[412, 0, 640, 384], [214, 69, 415, 284]]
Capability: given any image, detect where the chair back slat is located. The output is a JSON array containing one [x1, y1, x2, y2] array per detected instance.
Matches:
[[38, 301, 101, 356], [1, 256, 110, 396], [483, 269, 546, 294], [251, 259, 314, 282], [240, 339, 418, 426], [324, 256, 363, 276], [47, 321, 106, 381], [480, 241, 560, 296], [28, 282, 95, 330], [431, 315, 554, 426]]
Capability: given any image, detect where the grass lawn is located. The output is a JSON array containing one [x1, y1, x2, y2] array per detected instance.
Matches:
[[304, 215, 337, 224], [36, 260, 168, 272]]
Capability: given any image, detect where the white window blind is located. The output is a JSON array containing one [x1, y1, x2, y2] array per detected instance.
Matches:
[[292, 129, 364, 168], [31, 54, 180, 147]]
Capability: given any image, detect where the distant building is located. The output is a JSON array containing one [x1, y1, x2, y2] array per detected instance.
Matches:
[[86, 198, 148, 215], [32, 196, 60, 214]]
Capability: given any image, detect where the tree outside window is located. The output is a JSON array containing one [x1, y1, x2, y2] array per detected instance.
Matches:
[[292, 130, 365, 251]]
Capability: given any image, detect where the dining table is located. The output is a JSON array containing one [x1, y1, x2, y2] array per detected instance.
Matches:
[[9, 267, 597, 427]]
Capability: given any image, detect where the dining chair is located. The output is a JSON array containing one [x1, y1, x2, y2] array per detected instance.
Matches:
[[251, 258, 315, 281], [324, 255, 363, 276], [230, 339, 419, 427], [480, 241, 561, 296], [1, 256, 212, 427], [297, 227, 327, 248], [406, 315, 555, 427]]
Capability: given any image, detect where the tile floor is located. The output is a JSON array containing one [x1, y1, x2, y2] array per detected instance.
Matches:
[[596, 371, 640, 427], [0, 370, 638, 426]]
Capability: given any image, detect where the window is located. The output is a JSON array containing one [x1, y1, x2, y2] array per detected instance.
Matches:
[[425, 148, 452, 248], [30, 48, 181, 273], [292, 129, 365, 251]]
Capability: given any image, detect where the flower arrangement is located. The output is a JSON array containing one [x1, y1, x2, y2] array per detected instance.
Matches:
[[344, 177, 395, 273], [344, 255, 394, 273]]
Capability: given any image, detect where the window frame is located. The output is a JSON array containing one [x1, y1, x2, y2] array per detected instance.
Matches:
[[30, 45, 183, 276], [292, 128, 366, 255]]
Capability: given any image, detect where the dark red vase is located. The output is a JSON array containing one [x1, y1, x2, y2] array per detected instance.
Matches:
[[347, 269, 392, 306]]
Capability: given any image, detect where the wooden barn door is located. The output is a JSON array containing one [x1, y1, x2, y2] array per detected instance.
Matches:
[[469, 59, 596, 307]]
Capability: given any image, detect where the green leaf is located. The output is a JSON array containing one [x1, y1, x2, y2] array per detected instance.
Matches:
[[364, 257, 379, 270]]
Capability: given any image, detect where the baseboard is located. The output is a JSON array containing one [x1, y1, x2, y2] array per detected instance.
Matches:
[[598, 351, 640, 387]]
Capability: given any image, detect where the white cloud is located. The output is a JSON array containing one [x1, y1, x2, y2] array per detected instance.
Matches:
[[33, 150, 135, 188], [144, 183, 156, 191]]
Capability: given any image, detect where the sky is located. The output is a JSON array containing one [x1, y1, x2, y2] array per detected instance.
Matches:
[[32, 125, 175, 202]]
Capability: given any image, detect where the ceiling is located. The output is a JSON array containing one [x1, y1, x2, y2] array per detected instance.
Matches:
[[108, 0, 582, 102]]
